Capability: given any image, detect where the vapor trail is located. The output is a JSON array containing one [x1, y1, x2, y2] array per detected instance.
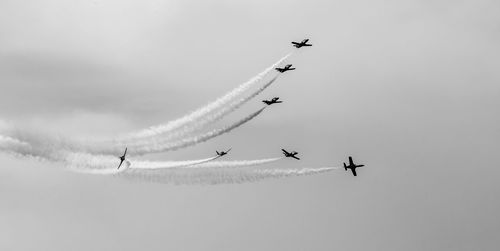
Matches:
[[0, 133, 63, 161], [120, 167, 338, 185], [68, 157, 282, 176], [144, 75, 279, 143], [119, 53, 291, 141], [122, 106, 267, 155], [0, 106, 266, 158], [63, 151, 221, 171], [0, 135, 31, 154], [191, 157, 283, 168], [130, 156, 220, 169]]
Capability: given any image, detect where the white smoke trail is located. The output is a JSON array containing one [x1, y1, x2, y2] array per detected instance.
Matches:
[[2, 131, 337, 186], [0, 135, 31, 153], [191, 157, 283, 168], [140, 75, 279, 143], [0, 105, 265, 157], [119, 53, 291, 141], [116, 107, 268, 155], [62, 151, 222, 171], [120, 167, 338, 185], [68, 157, 282, 176], [3, 106, 265, 158], [0, 133, 64, 162], [130, 156, 220, 169]]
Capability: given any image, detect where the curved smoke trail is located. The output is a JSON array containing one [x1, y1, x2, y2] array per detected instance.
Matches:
[[137, 75, 279, 144], [120, 167, 338, 185], [115, 106, 268, 155], [118, 53, 291, 141], [1, 106, 266, 157], [0, 135, 31, 155]]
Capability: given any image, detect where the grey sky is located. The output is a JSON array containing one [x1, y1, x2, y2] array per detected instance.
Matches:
[[0, 0, 499, 250]]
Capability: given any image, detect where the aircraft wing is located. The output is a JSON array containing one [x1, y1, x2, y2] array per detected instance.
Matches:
[[302, 39, 309, 43], [351, 168, 357, 176], [291, 42, 300, 45], [349, 156, 354, 166], [117, 160, 124, 169], [292, 156, 300, 160]]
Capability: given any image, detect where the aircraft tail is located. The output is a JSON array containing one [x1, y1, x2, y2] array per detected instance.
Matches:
[[343, 162, 347, 171]]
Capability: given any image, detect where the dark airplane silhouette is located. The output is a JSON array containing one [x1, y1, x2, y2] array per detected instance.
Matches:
[[291, 39, 312, 48], [275, 64, 295, 73], [216, 148, 231, 157], [117, 147, 127, 170], [262, 97, 283, 105], [282, 149, 300, 160], [344, 156, 364, 176]]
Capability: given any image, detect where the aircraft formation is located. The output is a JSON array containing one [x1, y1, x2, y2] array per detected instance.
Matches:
[[116, 39, 366, 177]]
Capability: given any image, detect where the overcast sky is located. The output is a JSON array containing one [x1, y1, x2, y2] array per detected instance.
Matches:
[[0, 0, 499, 250]]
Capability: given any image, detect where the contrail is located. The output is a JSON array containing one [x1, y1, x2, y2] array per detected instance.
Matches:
[[68, 157, 282, 175], [1, 133, 337, 186], [4, 106, 264, 157], [0, 132, 67, 161], [119, 53, 291, 141], [120, 167, 338, 185], [0, 135, 31, 154], [122, 106, 267, 155], [141, 75, 279, 143], [62, 151, 220, 171], [190, 157, 283, 168], [0, 106, 266, 158], [130, 156, 220, 169]]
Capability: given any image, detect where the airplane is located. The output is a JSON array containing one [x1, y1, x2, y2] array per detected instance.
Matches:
[[343, 156, 365, 176], [216, 148, 232, 157], [117, 147, 127, 170], [262, 97, 283, 105], [275, 64, 295, 73], [282, 149, 300, 160], [291, 39, 312, 48]]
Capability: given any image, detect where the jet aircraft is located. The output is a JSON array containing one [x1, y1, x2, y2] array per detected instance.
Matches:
[[262, 97, 283, 105], [282, 149, 300, 160], [117, 147, 127, 170], [291, 39, 312, 48], [216, 148, 232, 157], [343, 156, 365, 176], [275, 64, 295, 73]]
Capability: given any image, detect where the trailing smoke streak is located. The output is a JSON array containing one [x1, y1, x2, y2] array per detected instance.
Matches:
[[63, 152, 220, 171], [120, 167, 338, 185], [191, 157, 283, 169], [133, 76, 279, 144], [69, 157, 281, 175], [2, 105, 266, 157], [0, 135, 30, 152], [0, 134, 58, 161], [0, 56, 285, 157], [131, 156, 220, 169], [63, 152, 121, 170], [119, 53, 292, 141], [126, 107, 267, 155]]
